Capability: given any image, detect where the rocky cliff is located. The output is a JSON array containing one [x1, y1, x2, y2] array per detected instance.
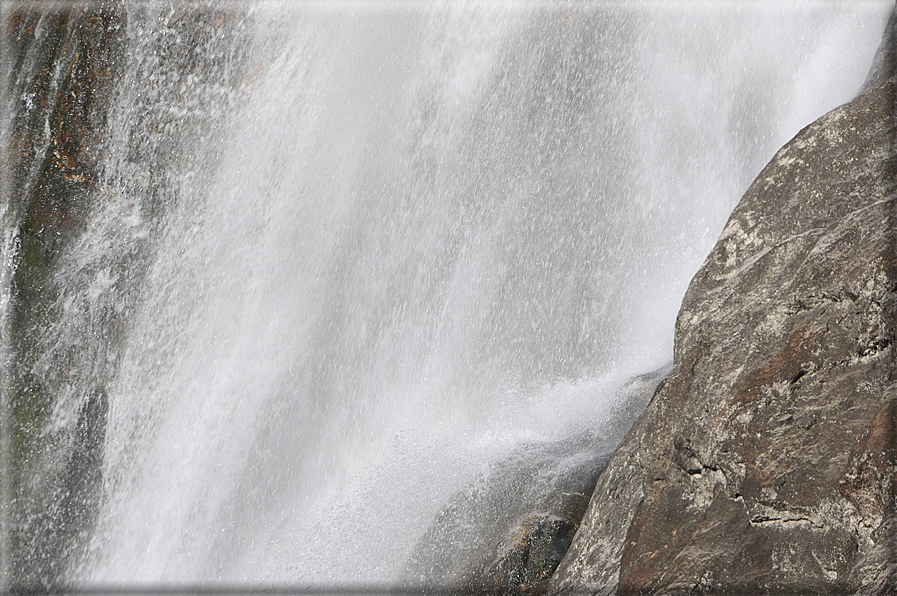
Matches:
[[2, 1, 250, 589], [550, 53, 897, 596], [3, 2, 125, 586]]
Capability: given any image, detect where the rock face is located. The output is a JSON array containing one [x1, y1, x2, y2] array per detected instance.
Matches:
[[3, 2, 125, 587], [2, 2, 251, 589], [400, 369, 667, 595], [862, 7, 897, 93], [550, 73, 897, 594]]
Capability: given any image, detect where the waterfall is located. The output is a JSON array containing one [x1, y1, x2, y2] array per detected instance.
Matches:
[[2, 0, 890, 590]]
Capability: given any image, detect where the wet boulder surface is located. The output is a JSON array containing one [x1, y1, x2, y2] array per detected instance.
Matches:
[[2, 1, 251, 589], [550, 73, 897, 595], [401, 370, 668, 596]]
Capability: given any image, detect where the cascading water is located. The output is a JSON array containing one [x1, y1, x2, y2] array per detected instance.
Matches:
[[1, 0, 891, 590]]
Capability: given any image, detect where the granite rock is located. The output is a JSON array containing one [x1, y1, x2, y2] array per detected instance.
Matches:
[[550, 71, 897, 596]]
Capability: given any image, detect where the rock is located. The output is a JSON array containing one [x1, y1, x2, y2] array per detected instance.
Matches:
[[480, 513, 577, 595], [3, 3, 125, 589], [3, 2, 251, 589], [402, 435, 613, 594], [861, 2, 897, 93], [401, 368, 668, 594], [549, 72, 897, 594]]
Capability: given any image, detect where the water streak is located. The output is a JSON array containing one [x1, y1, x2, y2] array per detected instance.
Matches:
[[3, 0, 890, 589]]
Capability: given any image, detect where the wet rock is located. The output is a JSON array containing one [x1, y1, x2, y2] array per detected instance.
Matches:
[[550, 71, 897, 596], [480, 513, 576, 595], [403, 435, 612, 594], [402, 368, 668, 594], [3, 2, 126, 589], [2, 1, 253, 590]]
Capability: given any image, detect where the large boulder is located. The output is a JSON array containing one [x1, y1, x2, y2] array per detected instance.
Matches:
[[550, 72, 897, 594]]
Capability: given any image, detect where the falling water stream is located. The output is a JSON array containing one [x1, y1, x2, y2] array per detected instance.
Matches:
[[2, 0, 891, 590]]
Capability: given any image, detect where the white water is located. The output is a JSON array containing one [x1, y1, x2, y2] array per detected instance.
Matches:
[[26, 0, 886, 587]]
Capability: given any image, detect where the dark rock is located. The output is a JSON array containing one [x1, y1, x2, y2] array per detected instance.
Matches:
[[403, 436, 613, 595], [549, 73, 897, 595], [402, 368, 668, 594], [3, 2, 125, 589], [2, 1, 252, 589], [481, 513, 576, 595]]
